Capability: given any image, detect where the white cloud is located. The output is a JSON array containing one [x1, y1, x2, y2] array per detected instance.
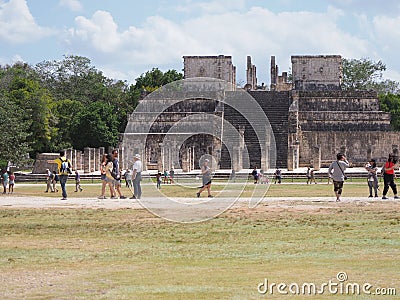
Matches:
[[63, 2, 374, 83], [67, 11, 120, 53], [0, 0, 55, 44], [58, 0, 83, 12], [371, 15, 400, 80]]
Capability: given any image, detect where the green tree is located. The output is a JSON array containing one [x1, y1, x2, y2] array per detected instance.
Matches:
[[35, 55, 142, 143], [379, 93, 400, 131], [70, 101, 120, 150], [342, 58, 399, 94], [7, 76, 55, 155], [51, 99, 84, 150], [0, 92, 31, 166], [134, 68, 183, 92]]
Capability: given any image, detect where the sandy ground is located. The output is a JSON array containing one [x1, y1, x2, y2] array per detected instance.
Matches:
[[0, 195, 397, 210]]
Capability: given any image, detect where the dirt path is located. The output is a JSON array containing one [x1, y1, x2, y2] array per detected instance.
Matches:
[[0, 195, 397, 210]]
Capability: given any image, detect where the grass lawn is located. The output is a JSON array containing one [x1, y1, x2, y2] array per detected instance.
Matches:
[[0, 182, 399, 299]]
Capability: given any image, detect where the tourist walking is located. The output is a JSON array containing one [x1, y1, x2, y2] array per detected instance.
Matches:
[[251, 167, 258, 184], [124, 169, 133, 188], [306, 167, 311, 184], [310, 168, 317, 184], [328, 153, 349, 202], [274, 168, 282, 184], [382, 154, 399, 200], [169, 167, 175, 184], [98, 154, 116, 199], [48, 151, 72, 200], [197, 159, 213, 198], [111, 150, 126, 199], [131, 154, 143, 199], [74, 170, 83, 192], [156, 171, 162, 189], [45, 169, 54, 192], [8, 171, 15, 194], [365, 159, 379, 198], [52, 171, 59, 192]]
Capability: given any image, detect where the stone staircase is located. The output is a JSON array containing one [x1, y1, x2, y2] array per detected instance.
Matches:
[[220, 91, 291, 169]]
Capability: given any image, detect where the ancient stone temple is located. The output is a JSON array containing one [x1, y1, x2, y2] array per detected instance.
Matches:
[[120, 54, 400, 172], [120, 78, 276, 172]]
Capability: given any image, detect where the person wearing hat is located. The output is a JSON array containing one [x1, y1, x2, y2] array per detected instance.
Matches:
[[197, 159, 213, 198], [131, 154, 142, 199]]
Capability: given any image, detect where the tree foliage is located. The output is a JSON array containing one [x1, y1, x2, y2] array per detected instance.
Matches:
[[134, 68, 183, 92], [342, 58, 399, 94], [0, 91, 31, 167], [379, 93, 400, 131], [0, 56, 183, 163], [70, 102, 120, 150]]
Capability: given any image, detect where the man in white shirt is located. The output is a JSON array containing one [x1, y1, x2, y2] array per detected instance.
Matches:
[[131, 154, 143, 199], [328, 153, 350, 202]]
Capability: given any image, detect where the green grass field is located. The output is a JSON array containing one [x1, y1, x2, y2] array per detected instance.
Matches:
[[0, 182, 399, 299]]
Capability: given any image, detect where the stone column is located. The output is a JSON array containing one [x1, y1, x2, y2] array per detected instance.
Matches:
[[182, 149, 189, 172], [232, 146, 243, 172], [157, 144, 163, 172], [287, 144, 299, 171], [83, 147, 91, 173], [99, 147, 105, 167], [311, 146, 321, 170]]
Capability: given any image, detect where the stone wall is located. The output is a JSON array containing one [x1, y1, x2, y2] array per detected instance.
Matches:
[[299, 131, 400, 167], [294, 89, 395, 167], [296, 91, 392, 131], [291, 55, 342, 91], [183, 55, 236, 86]]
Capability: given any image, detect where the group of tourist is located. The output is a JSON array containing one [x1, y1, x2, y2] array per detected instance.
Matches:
[[251, 168, 282, 184], [328, 153, 399, 202], [45, 149, 142, 201], [98, 150, 142, 200], [2, 150, 398, 202], [1, 169, 15, 194], [154, 168, 175, 189]]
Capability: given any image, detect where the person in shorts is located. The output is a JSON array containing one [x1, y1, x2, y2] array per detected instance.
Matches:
[[99, 154, 117, 199], [328, 153, 349, 202], [365, 159, 379, 198], [197, 159, 213, 198], [8, 171, 15, 194], [74, 170, 83, 192], [45, 169, 54, 192]]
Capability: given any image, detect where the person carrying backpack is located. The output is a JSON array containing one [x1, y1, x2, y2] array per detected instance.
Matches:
[[48, 151, 72, 200]]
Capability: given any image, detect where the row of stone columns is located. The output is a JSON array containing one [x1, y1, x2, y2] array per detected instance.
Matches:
[[65, 147, 106, 173]]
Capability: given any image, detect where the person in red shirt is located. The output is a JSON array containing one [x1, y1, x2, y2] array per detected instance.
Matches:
[[382, 154, 399, 200]]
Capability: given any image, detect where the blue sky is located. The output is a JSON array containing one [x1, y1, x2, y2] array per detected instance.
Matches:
[[1, 0, 400, 85]]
